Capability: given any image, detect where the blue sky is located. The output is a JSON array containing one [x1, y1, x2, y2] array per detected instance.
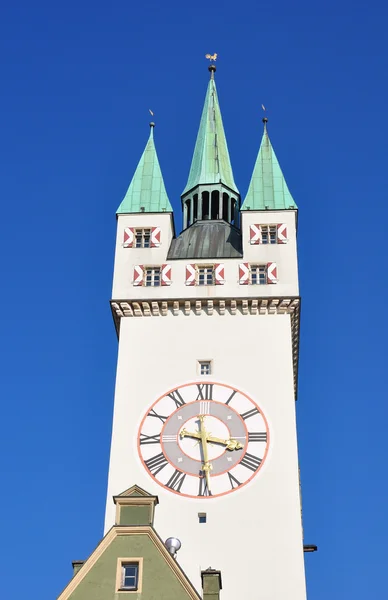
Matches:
[[1, 0, 387, 598]]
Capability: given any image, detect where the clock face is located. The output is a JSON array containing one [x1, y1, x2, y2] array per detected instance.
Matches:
[[138, 382, 269, 499]]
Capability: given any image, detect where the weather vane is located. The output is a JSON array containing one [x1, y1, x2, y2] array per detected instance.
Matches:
[[261, 104, 268, 128], [205, 53, 218, 63], [149, 109, 155, 128]]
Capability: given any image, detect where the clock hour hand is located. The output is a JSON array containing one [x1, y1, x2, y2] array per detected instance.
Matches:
[[198, 415, 212, 494], [180, 428, 243, 451]]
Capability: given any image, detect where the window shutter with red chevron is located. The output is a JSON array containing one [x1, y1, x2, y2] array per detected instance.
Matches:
[[150, 227, 161, 247], [133, 265, 144, 286], [277, 223, 288, 244], [161, 264, 172, 286], [123, 227, 134, 248], [214, 263, 225, 285], [249, 224, 262, 244], [185, 264, 196, 286], [239, 263, 250, 285], [267, 262, 278, 284]]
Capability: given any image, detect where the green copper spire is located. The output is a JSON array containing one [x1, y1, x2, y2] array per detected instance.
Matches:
[[242, 119, 297, 211], [117, 124, 173, 214], [182, 66, 239, 195]]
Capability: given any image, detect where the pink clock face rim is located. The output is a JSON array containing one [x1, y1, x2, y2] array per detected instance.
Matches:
[[137, 381, 270, 499]]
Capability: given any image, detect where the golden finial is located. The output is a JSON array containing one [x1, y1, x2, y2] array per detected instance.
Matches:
[[205, 53, 218, 78]]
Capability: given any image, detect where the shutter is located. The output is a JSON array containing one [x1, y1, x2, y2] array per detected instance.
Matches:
[[123, 227, 134, 247], [133, 265, 144, 286], [161, 264, 172, 286], [150, 226, 161, 247], [239, 263, 250, 285], [267, 262, 278, 284], [249, 224, 262, 245], [214, 263, 225, 285], [277, 223, 288, 244], [185, 264, 196, 286]]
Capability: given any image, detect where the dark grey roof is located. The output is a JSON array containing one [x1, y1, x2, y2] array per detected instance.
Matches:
[[167, 220, 243, 260]]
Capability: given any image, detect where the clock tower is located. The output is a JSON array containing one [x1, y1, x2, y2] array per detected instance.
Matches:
[[107, 63, 307, 599]]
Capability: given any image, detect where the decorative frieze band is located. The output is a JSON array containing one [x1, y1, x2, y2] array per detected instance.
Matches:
[[111, 297, 299, 319]]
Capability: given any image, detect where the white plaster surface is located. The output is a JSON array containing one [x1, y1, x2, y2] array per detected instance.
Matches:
[[105, 210, 306, 600]]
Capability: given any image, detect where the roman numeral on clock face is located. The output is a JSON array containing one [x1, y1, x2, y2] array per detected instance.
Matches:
[[139, 433, 161, 445], [144, 452, 168, 475], [225, 389, 237, 405], [228, 472, 242, 489], [240, 407, 260, 420], [240, 452, 262, 472], [248, 432, 267, 442], [147, 408, 168, 423], [196, 384, 214, 401], [167, 389, 185, 408], [198, 476, 212, 497], [199, 401, 211, 415], [166, 469, 186, 493]]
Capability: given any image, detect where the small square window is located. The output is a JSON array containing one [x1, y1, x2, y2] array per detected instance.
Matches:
[[121, 563, 139, 590], [199, 361, 211, 375], [198, 512, 207, 523], [197, 266, 214, 286]]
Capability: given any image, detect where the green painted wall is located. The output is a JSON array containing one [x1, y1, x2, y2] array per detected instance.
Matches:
[[66, 533, 196, 600], [119, 506, 151, 525]]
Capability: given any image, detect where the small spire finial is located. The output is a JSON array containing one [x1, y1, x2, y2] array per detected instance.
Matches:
[[261, 104, 268, 131], [149, 109, 155, 128], [205, 53, 218, 79]]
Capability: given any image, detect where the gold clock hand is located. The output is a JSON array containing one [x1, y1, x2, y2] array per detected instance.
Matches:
[[180, 428, 201, 441], [199, 415, 212, 494], [180, 429, 243, 451]]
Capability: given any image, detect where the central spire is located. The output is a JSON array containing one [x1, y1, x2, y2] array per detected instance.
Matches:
[[182, 66, 239, 196], [181, 63, 240, 228]]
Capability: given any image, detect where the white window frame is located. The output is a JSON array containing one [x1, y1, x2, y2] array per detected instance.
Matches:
[[134, 228, 152, 248], [260, 224, 277, 245], [197, 265, 215, 286], [144, 266, 161, 287], [250, 264, 267, 285], [116, 558, 143, 593]]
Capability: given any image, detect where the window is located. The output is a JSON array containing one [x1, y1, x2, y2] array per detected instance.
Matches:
[[121, 563, 139, 590], [261, 225, 277, 245], [198, 512, 207, 523], [250, 265, 267, 285], [198, 266, 214, 286], [144, 267, 161, 287], [199, 361, 211, 375], [135, 228, 151, 248]]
